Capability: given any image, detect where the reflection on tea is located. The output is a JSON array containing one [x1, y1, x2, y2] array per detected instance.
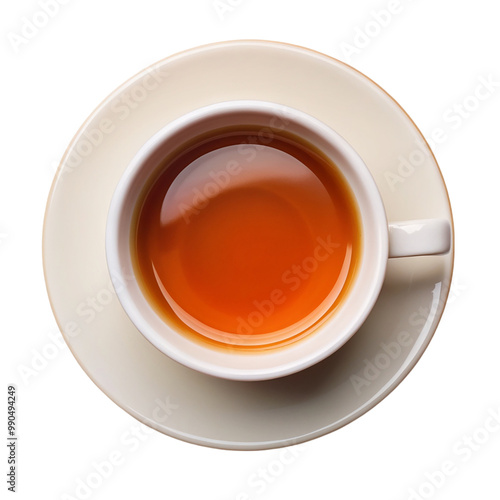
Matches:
[[133, 130, 361, 348]]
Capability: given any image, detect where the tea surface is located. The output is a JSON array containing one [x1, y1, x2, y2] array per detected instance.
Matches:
[[133, 130, 361, 348]]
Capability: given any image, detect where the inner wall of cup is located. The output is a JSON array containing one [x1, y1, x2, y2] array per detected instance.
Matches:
[[109, 101, 387, 375]]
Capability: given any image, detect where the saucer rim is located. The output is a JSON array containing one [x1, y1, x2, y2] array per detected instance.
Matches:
[[43, 39, 454, 450]]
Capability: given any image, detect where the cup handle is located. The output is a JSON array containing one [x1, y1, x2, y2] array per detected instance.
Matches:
[[388, 219, 452, 258]]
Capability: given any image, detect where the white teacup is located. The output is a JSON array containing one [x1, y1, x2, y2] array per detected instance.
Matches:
[[106, 100, 451, 381]]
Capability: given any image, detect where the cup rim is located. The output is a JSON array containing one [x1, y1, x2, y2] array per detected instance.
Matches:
[[105, 99, 388, 381]]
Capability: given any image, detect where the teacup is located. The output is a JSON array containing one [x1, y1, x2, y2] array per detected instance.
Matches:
[[105, 100, 451, 381]]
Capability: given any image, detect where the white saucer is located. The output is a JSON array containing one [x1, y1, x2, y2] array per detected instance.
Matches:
[[43, 40, 454, 450]]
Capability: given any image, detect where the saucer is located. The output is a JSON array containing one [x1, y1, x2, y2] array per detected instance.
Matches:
[[43, 40, 454, 450]]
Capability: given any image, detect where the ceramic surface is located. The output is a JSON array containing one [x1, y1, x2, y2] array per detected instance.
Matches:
[[105, 99, 391, 381], [43, 40, 454, 450]]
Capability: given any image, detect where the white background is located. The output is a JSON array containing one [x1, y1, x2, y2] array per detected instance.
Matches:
[[2, 0, 499, 499]]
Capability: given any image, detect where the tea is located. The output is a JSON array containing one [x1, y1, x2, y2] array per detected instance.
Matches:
[[132, 129, 361, 349]]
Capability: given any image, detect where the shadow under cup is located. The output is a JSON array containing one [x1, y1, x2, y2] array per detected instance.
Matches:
[[106, 101, 388, 380]]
